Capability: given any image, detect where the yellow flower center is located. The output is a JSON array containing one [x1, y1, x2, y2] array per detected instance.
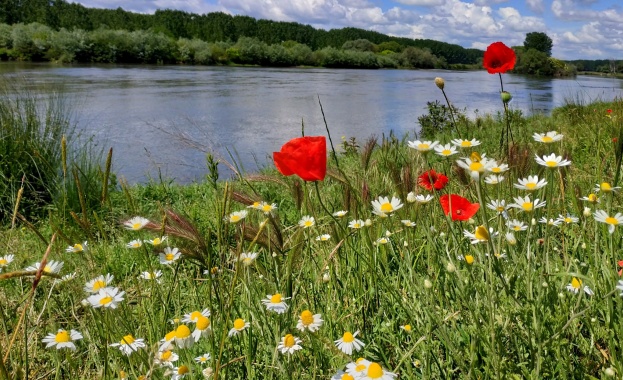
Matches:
[[93, 280, 106, 291], [164, 330, 176, 341], [545, 160, 558, 167], [588, 194, 597, 202], [283, 334, 295, 348], [380, 202, 393, 212], [469, 162, 483, 172], [442, 149, 452, 155], [355, 364, 366, 372], [564, 217, 572, 223], [0, 259, 6, 265], [418, 143, 429, 150], [513, 226, 521, 231], [175, 325, 191, 339], [262, 204, 273, 212], [132, 223, 141, 230], [74, 243, 83, 251], [270, 294, 282, 303], [231, 215, 240, 222], [342, 331, 354, 343], [121, 335, 135, 345], [300, 310, 314, 326], [491, 167, 501, 173], [196, 316, 210, 330], [43, 265, 52, 273], [542, 136, 553, 142], [304, 220, 313, 227], [165, 253, 175, 261], [367, 363, 384, 378], [601, 182, 612, 192], [99, 296, 113, 305], [522, 202, 533, 211], [55, 330, 70, 343], [189, 311, 202, 321], [152, 238, 161, 245], [571, 277, 581, 289], [496, 206, 505, 212], [526, 182, 536, 189], [178, 365, 189, 375], [233, 318, 246, 330], [353, 223, 361, 228], [465, 255, 475, 265], [461, 141, 471, 147], [341, 374, 355, 380], [474, 226, 489, 241], [161, 350, 172, 360], [606, 217, 619, 226], [403, 324, 412, 332]]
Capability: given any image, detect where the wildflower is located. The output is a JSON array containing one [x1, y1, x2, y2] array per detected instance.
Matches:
[[110, 334, 146, 356], [87, 287, 125, 309], [538, 217, 562, 227], [42, 329, 82, 350], [434, 143, 458, 157], [509, 196, 546, 212], [456, 153, 495, 180], [507, 219, 527, 232], [566, 277, 593, 296], [439, 194, 480, 221], [505, 232, 517, 245], [155, 350, 179, 367], [227, 210, 248, 223], [0, 254, 15, 271], [515, 175, 547, 191], [58, 272, 76, 283], [84, 274, 115, 293], [463, 255, 475, 265], [364, 219, 373, 226], [596, 182, 621, 193], [371, 196, 403, 217], [169, 365, 190, 380], [331, 370, 356, 380], [277, 334, 303, 354], [139, 270, 163, 281], [127, 239, 143, 249], [407, 139, 439, 153], [296, 310, 323, 332], [484, 174, 505, 185], [349, 219, 365, 229], [401, 220, 416, 227], [182, 308, 210, 323], [273, 136, 327, 181], [451, 138, 481, 148], [418, 169, 449, 191], [247, 201, 262, 210], [400, 324, 412, 333], [195, 353, 211, 364], [259, 202, 278, 214], [174, 325, 194, 349], [533, 131, 563, 143], [376, 237, 390, 245], [159, 330, 177, 352], [346, 358, 371, 377], [228, 318, 250, 337], [463, 225, 494, 244], [316, 234, 331, 241], [145, 236, 167, 246], [192, 315, 212, 342], [262, 293, 289, 314], [335, 331, 365, 355], [594, 210, 623, 234], [25, 260, 64, 274], [487, 161, 509, 174], [486, 199, 508, 215], [483, 42, 516, 74], [359, 362, 397, 380], [66, 241, 87, 253], [160, 247, 182, 265], [333, 210, 348, 217], [298, 215, 315, 228], [413, 194, 433, 204], [124, 216, 150, 230], [434, 76, 445, 89], [535, 153, 571, 168]]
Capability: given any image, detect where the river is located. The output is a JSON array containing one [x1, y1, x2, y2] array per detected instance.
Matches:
[[1, 63, 621, 183]]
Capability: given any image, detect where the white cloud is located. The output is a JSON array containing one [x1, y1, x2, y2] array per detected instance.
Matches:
[[525, 0, 544, 13], [392, 0, 445, 5]]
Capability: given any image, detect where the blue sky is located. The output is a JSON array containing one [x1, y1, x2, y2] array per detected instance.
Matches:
[[71, 0, 622, 60]]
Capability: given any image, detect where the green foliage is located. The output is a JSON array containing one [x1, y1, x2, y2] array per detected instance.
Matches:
[[399, 46, 447, 69], [342, 38, 376, 52], [417, 100, 463, 138], [524, 31, 553, 57]]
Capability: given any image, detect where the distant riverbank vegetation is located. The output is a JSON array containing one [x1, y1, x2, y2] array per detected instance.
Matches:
[[0, 1, 586, 75]]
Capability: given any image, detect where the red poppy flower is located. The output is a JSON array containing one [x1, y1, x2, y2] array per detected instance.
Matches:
[[418, 169, 449, 191], [273, 136, 326, 181], [439, 194, 479, 221], [483, 42, 516, 74], [618, 260, 623, 276]]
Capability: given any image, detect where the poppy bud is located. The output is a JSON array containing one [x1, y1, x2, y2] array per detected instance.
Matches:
[[434, 77, 445, 90], [501, 91, 512, 104]]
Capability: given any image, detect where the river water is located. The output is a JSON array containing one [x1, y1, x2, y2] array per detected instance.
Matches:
[[1, 63, 621, 183]]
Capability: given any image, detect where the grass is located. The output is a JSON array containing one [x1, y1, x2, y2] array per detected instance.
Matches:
[[1, 80, 623, 379]]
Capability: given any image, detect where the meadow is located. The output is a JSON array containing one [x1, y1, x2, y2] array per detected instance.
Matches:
[[2, 46, 623, 379]]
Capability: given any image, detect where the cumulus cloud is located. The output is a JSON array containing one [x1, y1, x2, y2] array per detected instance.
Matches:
[[525, 0, 544, 13], [391, 0, 445, 6]]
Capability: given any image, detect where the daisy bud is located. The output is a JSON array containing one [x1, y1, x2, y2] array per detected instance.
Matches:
[[434, 77, 445, 90], [583, 207, 591, 217], [605, 367, 616, 377], [322, 273, 330, 283], [591, 318, 597, 323], [403, 241, 408, 247], [581, 243, 587, 249], [424, 279, 432, 289], [203, 367, 214, 379], [364, 219, 372, 226], [272, 252, 277, 258], [446, 262, 456, 273], [413, 359, 422, 368], [501, 91, 512, 104], [531, 218, 537, 226], [468, 218, 475, 225], [542, 282, 548, 288]]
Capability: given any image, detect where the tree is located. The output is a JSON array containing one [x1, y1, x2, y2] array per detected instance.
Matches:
[[523, 32, 552, 57]]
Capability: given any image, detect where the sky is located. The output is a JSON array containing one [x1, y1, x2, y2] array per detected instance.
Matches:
[[70, 0, 623, 60]]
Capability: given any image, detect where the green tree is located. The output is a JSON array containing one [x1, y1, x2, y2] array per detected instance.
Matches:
[[523, 32, 552, 57]]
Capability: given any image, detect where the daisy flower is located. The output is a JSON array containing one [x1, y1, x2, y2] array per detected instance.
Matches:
[[486, 199, 508, 215], [174, 325, 194, 349], [595, 182, 621, 193], [401, 220, 416, 227], [182, 308, 211, 323], [434, 143, 458, 157], [66, 241, 87, 253], [296, 310, 323, 332], [535, 153, 571, 168], [463, 225, 495, 244], [487, 161, 509, 174], [228, 318, 250, 337], [25, 260, 63, 274], [139, 270, 163, 281], [160, 247, 182, 265], [126, 239, 143, 249], [192, 315, 212, 342], [456, 153, 495, 180], [247, 201, 262, 210], [110, 334, 146, 356], [509, 196, 546, 212], [566, 277, 593, 296], [333, 210, 348, 217], [413, 194, 433, 204], [594, 210, 623, 234], [484, 174, 505, 185], [0, 254, 15, 271], [335, 331, 365, 355], [84, 274, 115, 293], [346, 358, 371, 377], [533, 131, 563, 143], [226, 210, 248, 223], [349, 219, 365, 229], [359, 362, 397, 380], [169, 365, 190, 380], [298, 216, 315, 228], [507, 219, 528, 232], [58, 272, 76, 283], [277, 334, 302, 354], [376, 237, 390, 245], [580, 193, 599, 203], [407, 139, 439, 153], [514, 175, 547, 191], [238, 252, 259, 265], [124, 216, 150, 231], [505, 232, 517, 245], [262, 293, 289, 314], [258, 202, 278, 214], [331, 370, 355, 380], [538, 217, 562, 227], [371, 196, 403, 217], [557, 214, 579, 225], [451, 138, 481, 148], [316, 234, 331, 241], [145, 236, 167, 246], [155, 350, 179, 367], [400, 324, 412, 333], [87, 287, 125, 309], [195, 353, 211, 364], [159, 330, 177, 352], [42, 329, 82, 350]]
